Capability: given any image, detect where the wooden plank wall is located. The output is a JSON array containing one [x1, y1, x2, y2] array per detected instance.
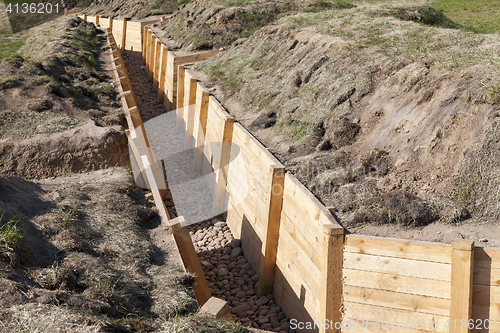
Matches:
[[342, 235, 452, 333], [274, 173, 343, 330], [111, 19, 125, 50], [125, 21, 142, 52], [472, 247, 500, 332], [226, 124, 282, 275]]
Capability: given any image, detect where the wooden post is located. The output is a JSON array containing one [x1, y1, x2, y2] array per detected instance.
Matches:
[[141, 155, 170, 221], [157, 45, 168, 104], [213, 108, 234, 215], [83, 14, 87, 20], [108, 17, 113, 31], [95, 15, 100, 26], [200, 297, 232, 320], [121, 19, 127, 53], [193, 85, 209, 172], [148, 34, 156, 82], [320, 225, 344, 333], [450, 240, 474, 333], [257, 165, 285, 296], [184, 77, 197, 151], [170, 217, 212, 307], [143, 28, 150, 69], [176, 65, 185, 131], [153, 39, 161, 92]]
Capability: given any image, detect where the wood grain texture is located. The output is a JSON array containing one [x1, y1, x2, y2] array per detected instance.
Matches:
[[450, 240, 474, 333]]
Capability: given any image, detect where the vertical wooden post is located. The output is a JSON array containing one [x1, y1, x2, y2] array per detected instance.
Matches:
[[142, 26, 148, 66], [257, 165, 285, 296], [320, 225, 344, 333], [171, 217, 212, 307], [157, 45, 168, 104], [148, 34, 155, 82], [121, 19, 127, 53], [450, 240, 474, 333], [212, 107, 234, 215], [108, 17, 113, 31], [153, 39, 161, 92], [184, 77, 198, 151], [193, 85, 209, 172], [176, 65, 185, 131], [95, 15, 100, 26], [83, 14, 87, 20]]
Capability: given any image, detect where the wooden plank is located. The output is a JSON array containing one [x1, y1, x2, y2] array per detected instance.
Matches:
[[176, 65, 185, 131], [473, 267, 500, 286], [171, 218, 212, 307], [231, 123, 282, 167], [199, 297, 231, 320], [280, 211, 323, 270], [345, 234, 453, 264], [321, 225, 344, 333], [142, 26, 148, 66], [275, 236, 322, 319], [471, 305, 500, 332], [472, 284, 500, 305], [157, 45, 168, 104], [277, 224, 322, 294], [149, 34, 156, 81], [172, 50, 221, 64], [282, 198, 325, 250], [343, 252, 452, 281], [153, 39, 161, 92], [121, 19, 127, 53], [450, 240, 474, 333], [193, 85, 209, 172], [343, 302, 449, 333], [474, 247, 500, 269], [213, 117, 234, 215], [141, 155, 169, 222], [145, 29, 151, 74], [343, 285, 450, 317], [283, 172, 343, 233], [343, 268, 451, 299], [184, 74, 197, 151]]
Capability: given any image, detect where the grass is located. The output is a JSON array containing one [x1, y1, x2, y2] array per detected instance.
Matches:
[[0, 28, 25, 62], [0, 215, 25, 252], [431, 0, 500, 33]]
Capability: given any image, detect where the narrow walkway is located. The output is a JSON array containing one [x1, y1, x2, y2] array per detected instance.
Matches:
[[121, 52, 291, 332]]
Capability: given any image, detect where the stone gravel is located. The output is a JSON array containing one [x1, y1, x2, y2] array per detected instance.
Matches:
[[188, 219, 292, 332]]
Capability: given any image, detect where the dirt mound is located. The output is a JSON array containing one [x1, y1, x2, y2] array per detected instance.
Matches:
[[0, 169, 200, 331], [0, 120, 128, 179], [194, 3, 500, 230]]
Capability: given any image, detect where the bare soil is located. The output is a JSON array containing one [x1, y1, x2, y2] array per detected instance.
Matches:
[[0, 17, 129, 179], [177, 2, 500, 246]]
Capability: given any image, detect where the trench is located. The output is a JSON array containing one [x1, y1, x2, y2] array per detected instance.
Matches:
[[121, 48, 293, 332]]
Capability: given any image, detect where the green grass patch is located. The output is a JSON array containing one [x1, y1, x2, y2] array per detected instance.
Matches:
[[0, 215, 25, 252], [0, 28, 25, 62], [431, 0, 500, 33]]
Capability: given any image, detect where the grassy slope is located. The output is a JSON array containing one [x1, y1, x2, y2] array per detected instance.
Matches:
[[431, 0, 500, 33]]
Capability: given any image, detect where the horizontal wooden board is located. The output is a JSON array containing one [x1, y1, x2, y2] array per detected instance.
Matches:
[[283, 173, 342, 232], [276, 238, 321, 319], [473, 267, 500, 286], [475, 247, 500, 269], [343, 252, 452, 281], [232, 123, 282, 167], [343, 268, 451, 299], [345, 235, 453, 264], [472, 284, 500, 305], [281, 197, 324, 249], [471, 304, 500, 330], [280, 212, 323, 271], [229, 144, 269, 192], [343, 285, 450, 316], [227, 165, 267, 207], [277, 225, 322, 295], [343, 302, 449, 333]]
